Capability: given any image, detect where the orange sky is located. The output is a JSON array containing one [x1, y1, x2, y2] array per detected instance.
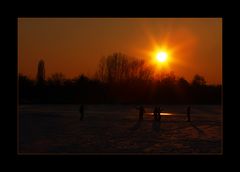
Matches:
[[18, 18, 222, 84]]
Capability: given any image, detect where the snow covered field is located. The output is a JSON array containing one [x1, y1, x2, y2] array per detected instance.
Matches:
[[18, 105, 222, 154]]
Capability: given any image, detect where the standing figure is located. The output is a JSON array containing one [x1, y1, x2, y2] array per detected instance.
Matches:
[[79, 104, 84, 121], [157, 106, 163, 122], [153, 106, 158, 121], [187, 105, 191, 122], [137, 105, 145, 121]]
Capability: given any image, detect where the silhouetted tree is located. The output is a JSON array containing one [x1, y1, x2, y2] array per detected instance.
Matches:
[[190, 74, 208, 103], [178, 77, 190, 88], [155, 72, 177, 103], [192, 74, 206, 86], [19, 74, 34, 86], [18, 74, 34, 103], [74, 74, 90, 84], [176, 77, 190, 103], [47, 73, 66, 86], [19, 53, 221, 105], [95, 52, 153, 83], [95, 53, 129, 83], [36, 59, 45, 85]]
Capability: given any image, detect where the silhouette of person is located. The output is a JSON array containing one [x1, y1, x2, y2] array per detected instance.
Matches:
[[153, 106, 158, 121], [79, 104, 84, 121], [136, 105, 145, 121], [157, 106, 163, 122], [187, 105, 191, 122]]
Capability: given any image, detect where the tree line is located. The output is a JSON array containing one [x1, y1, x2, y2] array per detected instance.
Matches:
[[19, 52, 221, 104]]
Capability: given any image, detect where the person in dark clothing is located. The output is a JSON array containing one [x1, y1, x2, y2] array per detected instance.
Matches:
[[136, 105, 145, 121], [187, 105, 191, 122], [153, 106, 158, 121], [157, 106, 163, 122], [79, 104, 84, 121]]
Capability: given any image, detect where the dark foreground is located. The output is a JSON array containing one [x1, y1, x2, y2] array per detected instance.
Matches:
[[19, 105, 222, 154]]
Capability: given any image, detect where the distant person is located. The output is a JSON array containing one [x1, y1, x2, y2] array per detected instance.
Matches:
[[187, 105, 191, 122], [136, 105, 145, 121], [157, 106, 163, 122], [153, 106, 158, 121], [79, 104, 84, 121]]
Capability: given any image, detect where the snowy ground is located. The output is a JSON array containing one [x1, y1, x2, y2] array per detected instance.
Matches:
[[18, 105, 222, 154]]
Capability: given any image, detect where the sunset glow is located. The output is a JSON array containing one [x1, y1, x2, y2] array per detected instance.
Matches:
[[149, 47, 172, 73], [18, 18, 223, 154], [156, 51, 168, 63], [18, 18, 222, 84]]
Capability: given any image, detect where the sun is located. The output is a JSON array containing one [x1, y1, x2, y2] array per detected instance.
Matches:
[[156, 51, 168, 62]]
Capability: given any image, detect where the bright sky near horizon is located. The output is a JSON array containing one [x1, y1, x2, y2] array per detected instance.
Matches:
[[18, 18, 222, 84]]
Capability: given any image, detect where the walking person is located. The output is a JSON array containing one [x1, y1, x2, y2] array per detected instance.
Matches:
[[153, 106, 158, 121], [136, 105, 145, 121], [79, 104, 84, 121], [157, 106, 163, 122], [187, 105, 191, 122]]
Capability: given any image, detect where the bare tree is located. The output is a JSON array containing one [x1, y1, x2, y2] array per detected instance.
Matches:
[[95, 57, 106, 82], [192, 74, 206, 86], [48, 73, 66, 86], [95, 52, 153, 83], [36, 59, 45, 84]]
